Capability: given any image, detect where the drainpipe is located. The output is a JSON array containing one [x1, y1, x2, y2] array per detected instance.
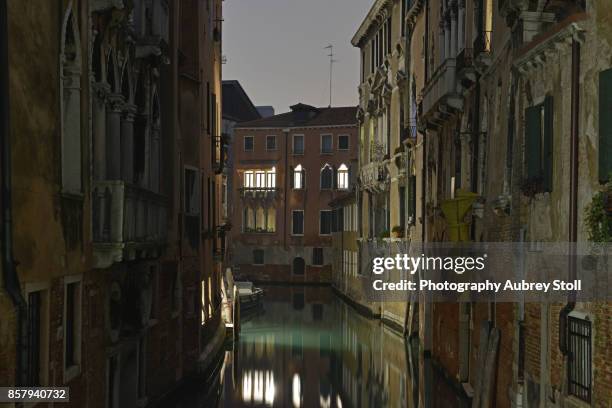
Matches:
[[1, 0, 28, 386], [283, 128, 289, 250], [559, 39, 580, 354]]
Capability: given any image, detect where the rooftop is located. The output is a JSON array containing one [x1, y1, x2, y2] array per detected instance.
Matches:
[[222, 80, 262, 123], [235, 104, 358, 129]]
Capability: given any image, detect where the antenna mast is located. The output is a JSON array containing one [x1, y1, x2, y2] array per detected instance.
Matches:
[[325, 44, 337, 107]]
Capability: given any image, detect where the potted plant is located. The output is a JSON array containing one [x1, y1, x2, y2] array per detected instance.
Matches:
[[392, 225, 404, 238], [585, 179, 612, 242]]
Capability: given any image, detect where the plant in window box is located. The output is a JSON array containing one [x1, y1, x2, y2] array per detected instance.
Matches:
[[392, 225, 404, 238], [519, 176, 544, 198], [585, 177, 612, 243]]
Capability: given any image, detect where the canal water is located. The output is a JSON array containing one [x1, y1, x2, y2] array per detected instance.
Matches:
[[172, 285, 468, 408]]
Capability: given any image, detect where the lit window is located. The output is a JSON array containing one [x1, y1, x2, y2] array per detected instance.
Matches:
[[266, 167, 276, 188], [255, 171, 266, 188], [244, 171, 254, 188], [337, 164, 349, 190], [294, 164, 305, 189]]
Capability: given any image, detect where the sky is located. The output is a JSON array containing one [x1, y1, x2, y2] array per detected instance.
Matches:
[[222, 0, 374, 114]]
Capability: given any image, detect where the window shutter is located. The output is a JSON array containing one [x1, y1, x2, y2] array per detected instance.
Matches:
[[525, 105, 542, 179], [543, 95, 554, 192], [599, 68, 612, 183]]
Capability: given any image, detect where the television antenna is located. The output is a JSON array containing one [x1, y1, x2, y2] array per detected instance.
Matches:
[[324, 44, 337, 107]]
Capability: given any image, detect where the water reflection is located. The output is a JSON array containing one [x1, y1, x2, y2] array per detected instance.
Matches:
[[171, 285, 467, 407]]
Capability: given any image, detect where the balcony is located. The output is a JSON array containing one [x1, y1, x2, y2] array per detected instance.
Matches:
[[134, 0, 170, 59], [239, 188, 280, 205], [213, 134, 228, 175], [420, 58, 463, 128], [360, 161, 389, 194], [92, 180, 167, 268]]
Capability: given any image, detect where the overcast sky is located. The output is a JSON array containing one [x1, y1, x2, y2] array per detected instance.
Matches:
[[222, 0, 373, 113]]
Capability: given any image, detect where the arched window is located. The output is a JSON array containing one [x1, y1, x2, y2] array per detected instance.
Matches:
[[266, 167, 276, 189], [293, 164, 305, 189], [293, 257, 305, 275], [60, 4, 82, 193], [337, 164, 349, 190], [320, 164, 333, 190], [106, 50, 117, 91]]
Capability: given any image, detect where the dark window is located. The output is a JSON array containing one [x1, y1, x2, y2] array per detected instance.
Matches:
[[399, 186, 406, 229], [320, 166, 333, 189], [312, 248, 324, 266], [312, 304, 324, 321], [244, 136, 254, 152], [567, 316, 592, 403], [338, 135, 349, 150], [266, 135, 276, 151], [292, 210, 304, 235], [525, 96, 553, 192], [27, 291, 42, 385], [65, 281, 79, 368], [408, 175, 417, 225], [293, 292, 305, 309], [321, 134, 333, 153], [291, 332, 303, 357], [320, 210, 332, 235], [599, 68, 612, 183], [293, 257, 305, 275], [184, 168, 199, 215], [253, 249, 264, 265], [293, 135, 304, 154]]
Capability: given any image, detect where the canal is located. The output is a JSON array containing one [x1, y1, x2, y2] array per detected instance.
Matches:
[[171, 285, 469, 408]]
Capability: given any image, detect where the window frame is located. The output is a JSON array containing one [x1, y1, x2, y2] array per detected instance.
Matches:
[[312, 247, 324, 266], [293, 164, 305, 190], [320, 134, 333, 154], [320, 164, 333, 190], [63, 274, 82, 382], [244, 135, 254, 152], [266, 135, 277, 151], [253, 249, 265, 265], [291, 210, 304, 236], [292, 134, 305, 155], [319, 210, 332, 236], [337, 164, 349, 190], [338, 134, 350, 150]]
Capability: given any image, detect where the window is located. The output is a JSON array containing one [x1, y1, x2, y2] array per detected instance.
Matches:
[[61, 7, 82, 193], [293, 135, 304, 154], [293, 164, 305, 190], [320, 210, 332, 235], [525, 96, 553, 192], [408, 175, 417, 225], [599, 68, 612, 183], [266, 167, 276, 188], [266, 135, 277, 151], [243, 207, 275, 233], [312, 247, 324, 266], [292, 210, 304, 235], [292, 258, 305, 276], [337, 164, 349, 190], [184, 168, 200, 215], [321, 134, 333, 153], [320, 164, 333, 190], [255, 171, 265, 188], [567, 316, 592, 402], [244, 171, 254, 188], [26, 287, 48, 386], [338, 135, 349, 150], [64, 277, 81, 380], [253, 249, 265, 265], [244, 135, 254, 151]]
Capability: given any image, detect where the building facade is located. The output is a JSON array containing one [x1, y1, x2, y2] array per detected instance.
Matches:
[[230, 104, 358, 283], [0, 0, 225, 406], [344, 0, 612, 407]]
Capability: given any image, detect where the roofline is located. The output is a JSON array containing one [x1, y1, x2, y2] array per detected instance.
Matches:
[[234, 123, 358, 131], [222, 80, 261, 120], [351, 0, 393, 47]]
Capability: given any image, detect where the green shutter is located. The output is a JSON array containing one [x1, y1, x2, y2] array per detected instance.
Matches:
[[543, 96, 554, 192], [525, 105, 542, 179], [599, 68, 612, 183]]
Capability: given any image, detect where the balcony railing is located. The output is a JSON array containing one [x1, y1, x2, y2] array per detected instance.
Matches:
[[213, 134, 228, 174], [421, 57, 463, 121], [239, 187, 280, 199], [92, 180, 167, 267], [360, 162, 389, 193]]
